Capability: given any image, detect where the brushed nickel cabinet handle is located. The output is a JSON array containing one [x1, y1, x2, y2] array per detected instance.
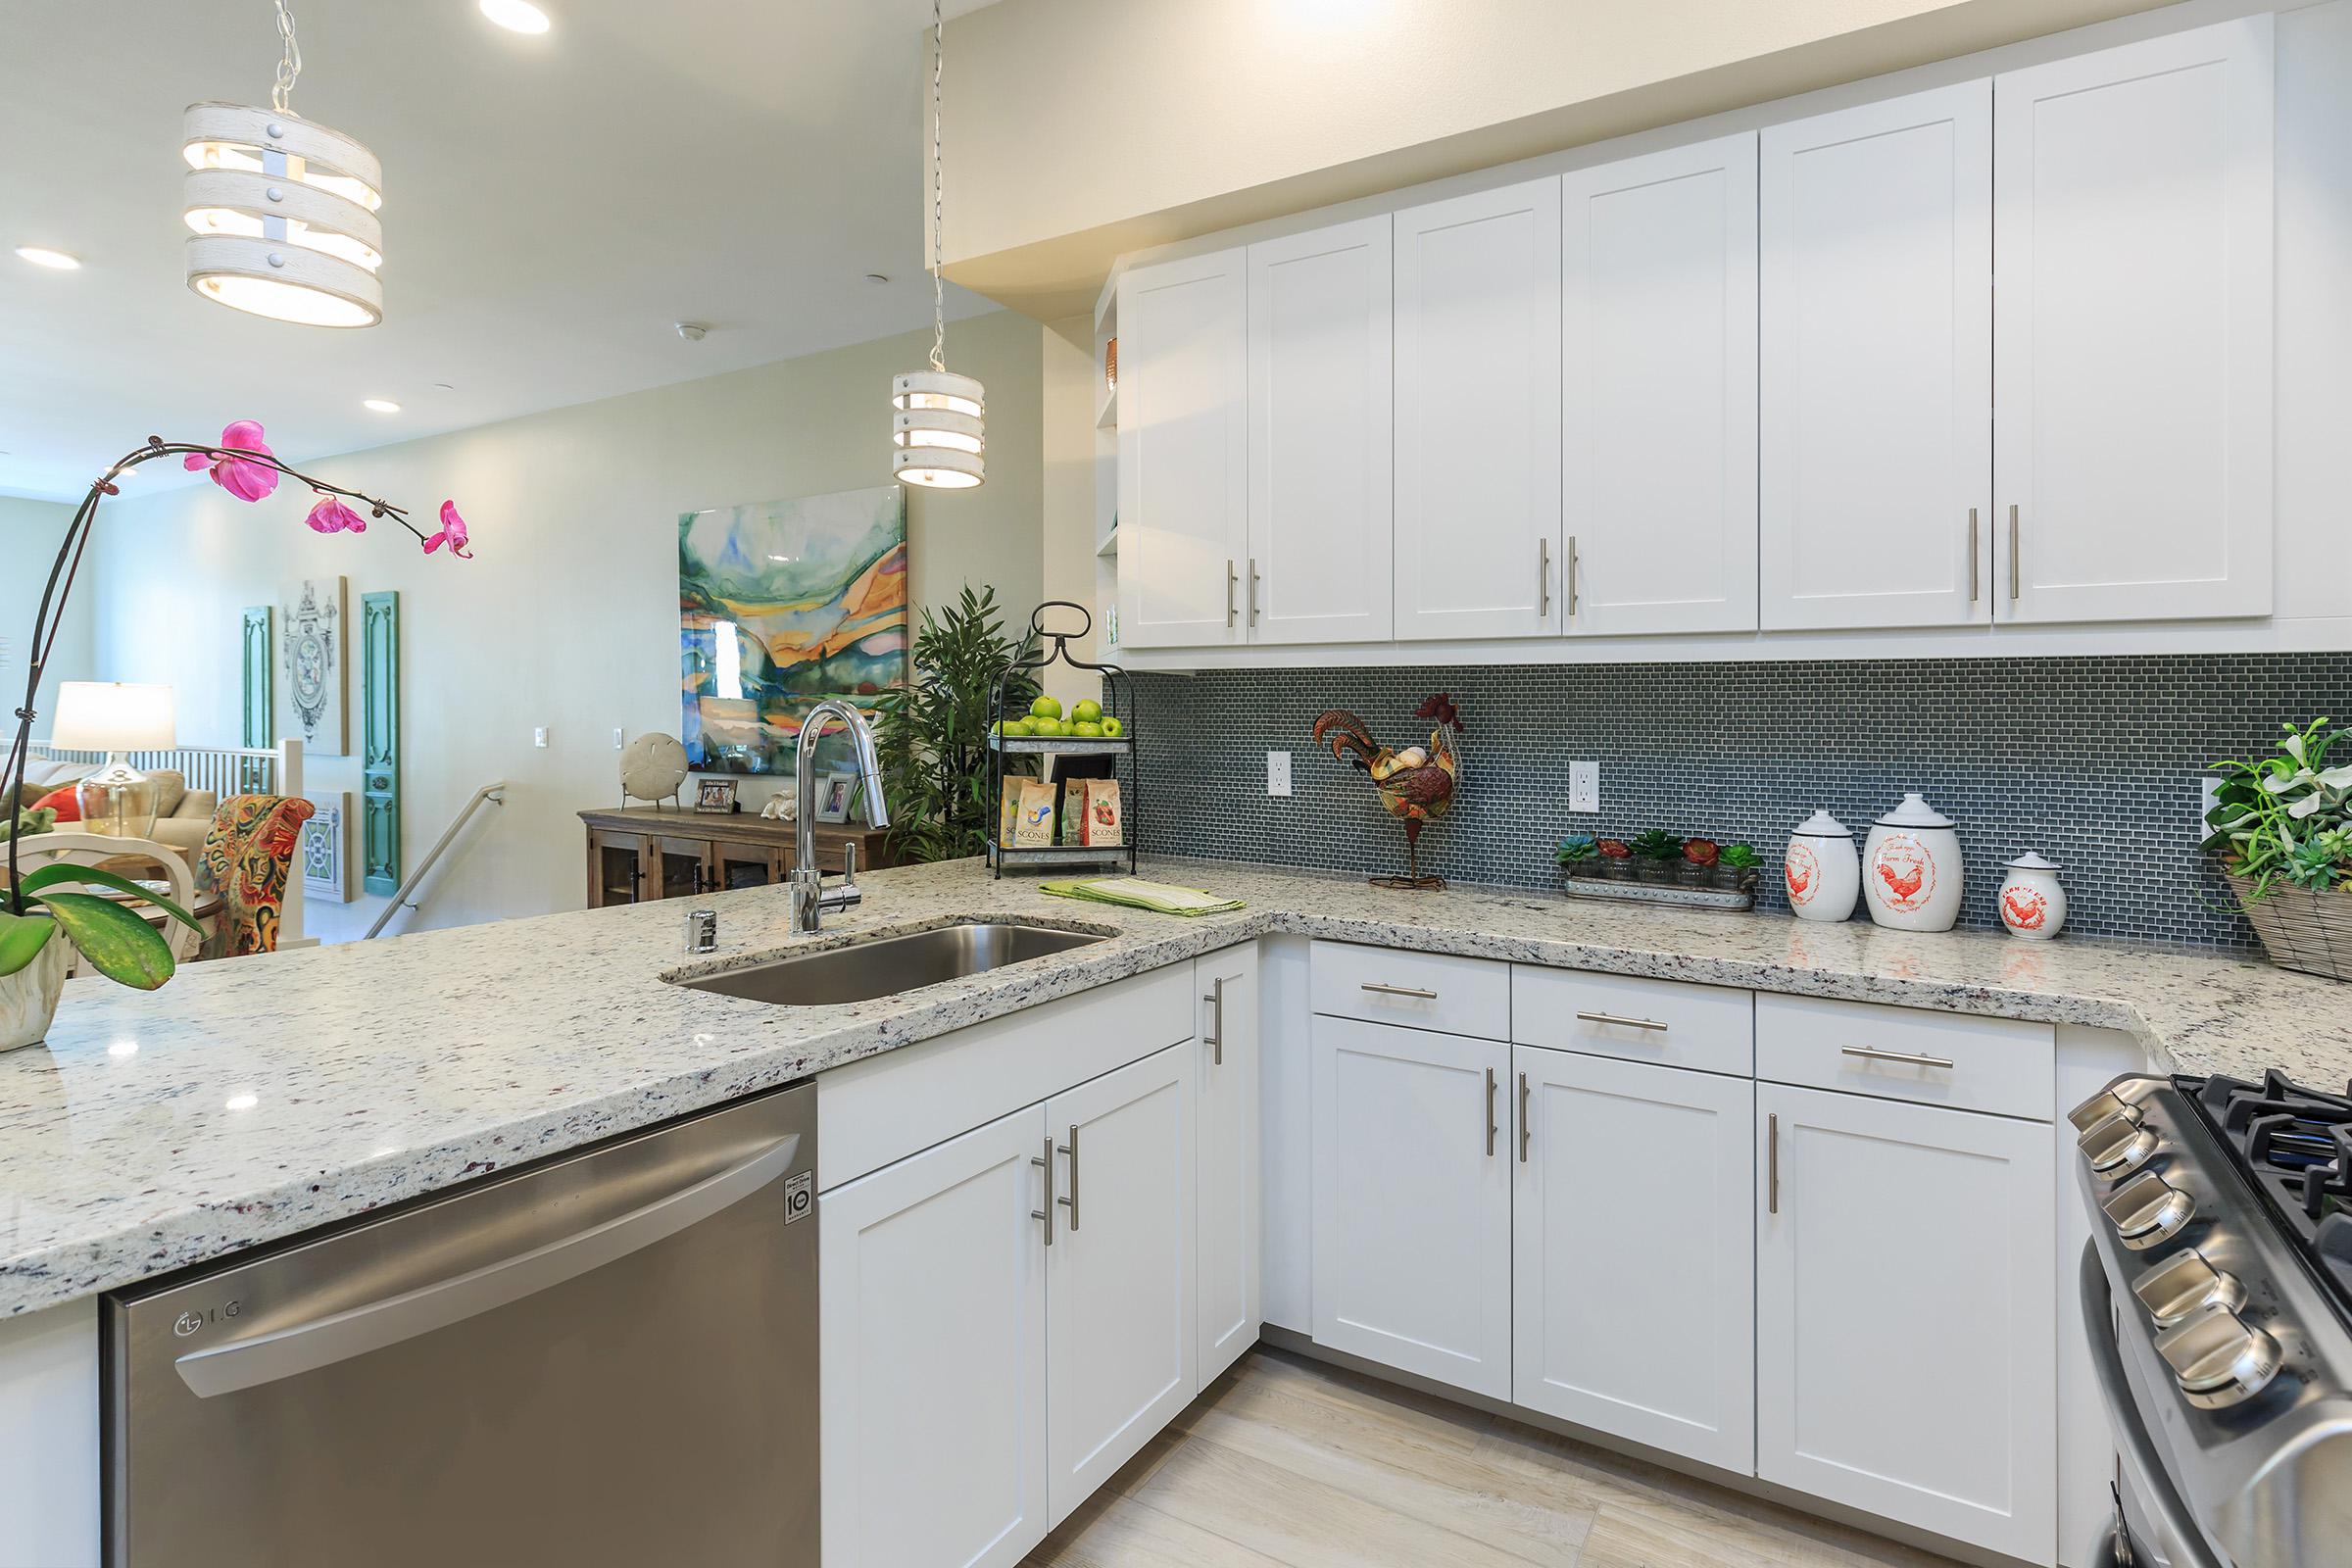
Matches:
[[1032, 1136, 1055, 1248], [2008, 505, 2021, 602], [1517, 1072, 1532, 1163], [1575, 1010, 1668, 1033], [1224, 560, 1237, 627], [1485, 1067, 1498, 1157], [1056, 1126, 1080, 1231], [1968, 508, 1980, 602], [1203, 977, 1226, 1065], [1841, 1045, 1955, 1071], [1360, 982, 1439, 1000], [1767, 1113, 1780, 1216], [1564, 534, 1579, 619], [1248, 559, 1261, 628], [1539, 537, 1551, 619]]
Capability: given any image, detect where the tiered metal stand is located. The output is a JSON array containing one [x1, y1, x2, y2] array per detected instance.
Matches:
[[985, 602, 1139, 878]]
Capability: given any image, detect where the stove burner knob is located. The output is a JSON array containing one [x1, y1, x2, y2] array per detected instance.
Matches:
[[2079, 1113, 2161, 1177], [2069, 1089, 2143, 1135], [2153, 1304, 2283, 1408], [2102, 1172, 2196, 1250], [2131, 1249, 2248, 1329]]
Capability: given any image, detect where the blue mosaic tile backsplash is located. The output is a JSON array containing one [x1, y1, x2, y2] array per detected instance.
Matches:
[[1125, 655, 2352, 951]]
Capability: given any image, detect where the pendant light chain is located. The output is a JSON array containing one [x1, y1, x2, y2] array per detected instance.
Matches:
[[270, 0, 302, 115], [928, 0, 947, 374]]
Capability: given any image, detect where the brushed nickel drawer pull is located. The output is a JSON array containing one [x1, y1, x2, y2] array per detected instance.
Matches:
[[1539, 537, 1551, 618], [1575, 1010, 1668, 1033], [1564, 534, 1579, 618], [1767, 1113, 1780, 1215], [1248, 559, 1261, 629], [1056, 1126, 1080, 1232], [1517, 1072, 1532, 1163], [1485, 1067, 1498, 1157], [1968, 508, 1980, 602], [1032, 1137, 1054, 1248], [1224, 560, 1237, 627], [1841, 1045, 1956, 1071], [2007, 505, 2021, 601], [1203, 977, 1226, 1065], [1360, 982, 1439, 1000]]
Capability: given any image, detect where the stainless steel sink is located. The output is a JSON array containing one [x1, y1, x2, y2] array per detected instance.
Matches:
[[676, 919, 1112, 1006]]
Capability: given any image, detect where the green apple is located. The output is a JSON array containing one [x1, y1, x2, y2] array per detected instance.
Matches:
[[1100, 716, 1124, 738], [1028, 694, 1063, 721], [1072, 698, 1103, 724], [1073, 721, 1103, 738], [1006, 717, 1035, 736]]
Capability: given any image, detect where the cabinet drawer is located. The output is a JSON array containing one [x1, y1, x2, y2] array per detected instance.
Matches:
[[1755, 994, 2052, 1121], [1310, 941, 1508, 1041], [1511, 968, 1752, 1076]]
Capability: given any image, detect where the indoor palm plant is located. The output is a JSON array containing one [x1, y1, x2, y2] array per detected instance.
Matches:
[[1, 423, 474, 1049], [2204, 717, 2352, 980], [875, 584, 1039, 862]]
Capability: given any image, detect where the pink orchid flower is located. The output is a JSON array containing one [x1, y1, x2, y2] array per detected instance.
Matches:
[[182, 419, 278, 502], [423, 500, 472, 559], [304, 495, 367, 535]]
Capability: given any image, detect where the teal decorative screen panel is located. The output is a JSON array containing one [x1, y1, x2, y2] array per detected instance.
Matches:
[[361, 591, 400, 896], [239, 607, 273, 793]]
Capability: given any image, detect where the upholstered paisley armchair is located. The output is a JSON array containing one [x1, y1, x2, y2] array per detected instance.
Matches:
[[195, 795, 317, 959]]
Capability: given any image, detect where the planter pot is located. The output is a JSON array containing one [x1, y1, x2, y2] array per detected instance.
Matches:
[[1676, 861, 1713, 888], [1711, 864, 1747, 892], [2228, 872, 2352, 982], [1600, 858, 1636, 881], [1638, 861, 1677, 885], [1564, 861, 1601, 881], [2, 934, 69, 1053]]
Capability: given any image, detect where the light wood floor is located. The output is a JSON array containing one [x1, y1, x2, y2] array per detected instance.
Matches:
[[1023, 1348, 1967, 1568]]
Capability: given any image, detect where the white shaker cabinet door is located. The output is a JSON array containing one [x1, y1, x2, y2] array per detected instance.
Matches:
[[1993, 17, 2275, 623], [1756, 1083, 2056, 1563], [1562, 132, 1759, 636], [1196, 947, 1262, 1387], [1311, 1015, 1513, 1399], [1393, 176, 1564, 640], [820, 1104, 1051, 1568], [1045, 1042, 1198, 1526], [1248, 217, 1394, 644], [1513, 1048, 1755, 1474], [1761, 81, 1992, 631], [1116, 247, 1250, 648]]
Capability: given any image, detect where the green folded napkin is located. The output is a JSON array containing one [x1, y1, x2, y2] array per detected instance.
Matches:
[[1039, 876, 1246, 916]]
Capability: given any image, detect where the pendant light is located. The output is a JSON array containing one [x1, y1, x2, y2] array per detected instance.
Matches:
[[893, 0, 983, 488], [183, 0, 384, 327]]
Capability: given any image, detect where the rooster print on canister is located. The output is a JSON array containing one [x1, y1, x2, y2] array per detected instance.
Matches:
[[1308, 694, 1464, 891]]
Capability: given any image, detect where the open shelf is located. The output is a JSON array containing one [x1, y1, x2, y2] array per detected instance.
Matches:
[[987, 842, 1129, 869], [989, 732, 1132, 758], [1094, 383, 1119, 430]]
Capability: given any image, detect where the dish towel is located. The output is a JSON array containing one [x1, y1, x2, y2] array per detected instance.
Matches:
[[1039, 877, 1246, 916]]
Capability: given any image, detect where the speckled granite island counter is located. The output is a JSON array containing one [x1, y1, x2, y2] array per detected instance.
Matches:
[[4, 855, 2347, 1319]]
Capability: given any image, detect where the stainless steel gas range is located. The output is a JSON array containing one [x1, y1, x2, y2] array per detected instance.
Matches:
[[2074, 1070, 2352, 1567]]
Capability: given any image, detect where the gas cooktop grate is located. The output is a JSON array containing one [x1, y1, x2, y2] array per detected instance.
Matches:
[[2191, 1069, 2352, 1320]]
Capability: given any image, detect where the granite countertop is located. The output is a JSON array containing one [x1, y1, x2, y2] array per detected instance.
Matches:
[[5, 855, 2347, 1319]]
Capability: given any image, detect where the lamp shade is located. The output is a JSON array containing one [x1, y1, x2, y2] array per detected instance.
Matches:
[[50, 682, 177, 752], [183, 102, 385, 328]]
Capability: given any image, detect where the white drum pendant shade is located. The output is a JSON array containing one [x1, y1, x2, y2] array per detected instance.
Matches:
[[182, 102, 384, 327], [892, 370, 986, 488]]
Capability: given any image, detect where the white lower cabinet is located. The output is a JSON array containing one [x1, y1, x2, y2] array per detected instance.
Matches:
[[1512, 1048, 1755, 1473], [1044, 1042, 1199, 1525], [1196, 946, 1262, 1385], [1755, 1082, 2057, 1562], [820, 1103, 1053, 1568], [1311, 1015, 1513, 1398]]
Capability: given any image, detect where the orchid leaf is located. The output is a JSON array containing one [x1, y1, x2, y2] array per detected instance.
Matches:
[[20, 865, 202, 933], [0, 911, 56, 979], [34, 893, 174, 990]]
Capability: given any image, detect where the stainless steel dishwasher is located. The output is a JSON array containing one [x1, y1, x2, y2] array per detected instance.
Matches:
[[104, 1082, 818, 1568]]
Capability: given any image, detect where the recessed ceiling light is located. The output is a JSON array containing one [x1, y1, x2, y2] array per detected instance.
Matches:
[[480, 0, 552, 33], [363, 398, 402, 414], [16, 246, 80, 270]]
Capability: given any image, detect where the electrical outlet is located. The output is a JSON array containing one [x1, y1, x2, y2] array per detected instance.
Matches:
[[1569, 760, 1600, 814], [534, 726, 548, 749], [612, 726, 625, 750], [1267, 751, 1293, 797], [2199, 772, 2222, 835]]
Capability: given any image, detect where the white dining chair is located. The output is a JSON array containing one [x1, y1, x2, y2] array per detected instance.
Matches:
[[9, 831, 202, 965]]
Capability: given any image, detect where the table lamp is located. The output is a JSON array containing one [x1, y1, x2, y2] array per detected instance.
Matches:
[[51, 682, 176, 838]]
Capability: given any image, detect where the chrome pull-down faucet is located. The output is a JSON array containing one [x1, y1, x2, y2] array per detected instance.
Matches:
[[789, 699, 892, 934]]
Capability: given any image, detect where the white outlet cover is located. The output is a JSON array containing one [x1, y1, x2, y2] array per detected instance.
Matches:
[[1569, 760, 1600, 814], [612, 726, 625, 750], [1267, 751, 1293, 797], [534, 726, 549, 748]]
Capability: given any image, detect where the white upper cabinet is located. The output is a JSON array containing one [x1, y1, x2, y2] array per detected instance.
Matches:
[[1117, 248, 1250, 648], [1393, 177, 1564, 641], [1761, 82, 1992, 631], [1562, 132, 1760, 636], [1992, 18, 2275, 623], [1247, 218, 1395, 645]]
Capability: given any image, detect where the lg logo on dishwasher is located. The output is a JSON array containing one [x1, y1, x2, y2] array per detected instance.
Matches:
[[172, 1300, 241, 1337]]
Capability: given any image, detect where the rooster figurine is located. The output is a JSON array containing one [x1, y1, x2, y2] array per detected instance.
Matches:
[[1309, 694, 1464, 890]]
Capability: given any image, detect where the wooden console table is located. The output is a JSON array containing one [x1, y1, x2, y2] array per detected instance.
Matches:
[[577, 807, 898, 909]]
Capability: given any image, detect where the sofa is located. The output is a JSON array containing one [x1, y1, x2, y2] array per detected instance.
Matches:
[[8, 760, 218, 858]]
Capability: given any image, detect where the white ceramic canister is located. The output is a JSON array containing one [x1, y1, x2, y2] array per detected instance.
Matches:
[[1784, 810, 1860, 922], [1998, 852, 2068, 940], [1862, 793, 1965, 932]]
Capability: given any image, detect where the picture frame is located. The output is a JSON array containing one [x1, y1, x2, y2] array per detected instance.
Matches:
[[694, 777, 740, 814], [299, 792, 352, 904], [814, 771, 856, 824]]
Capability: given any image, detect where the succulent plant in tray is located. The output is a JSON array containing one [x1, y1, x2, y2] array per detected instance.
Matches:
[[1556, 835, 1599, 879], [1718, 842, 1761, 892], [1594, 838, 1635, 879], [1679, 837, 1720, 887], [1630, 828, 1685, 884]]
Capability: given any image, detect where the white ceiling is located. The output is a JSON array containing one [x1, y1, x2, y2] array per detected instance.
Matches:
[[0, 0, 1002, 501]]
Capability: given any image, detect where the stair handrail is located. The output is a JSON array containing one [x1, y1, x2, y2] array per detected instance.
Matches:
[[364, 781, 507, 939]]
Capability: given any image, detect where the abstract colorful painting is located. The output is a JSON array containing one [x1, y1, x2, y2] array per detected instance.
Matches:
[[678, 486, 908, 774]]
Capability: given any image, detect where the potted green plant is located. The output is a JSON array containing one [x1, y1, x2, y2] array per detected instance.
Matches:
[[874, 584, 1041, 862], [1717, 843, 1761, 892], [1556, 835, 1599, 880], [1679, 837, 1719, 887], [2205, 717, 2352, 980], [1631, 828, 1685, 885], [1595, 838, 1635, 880]]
